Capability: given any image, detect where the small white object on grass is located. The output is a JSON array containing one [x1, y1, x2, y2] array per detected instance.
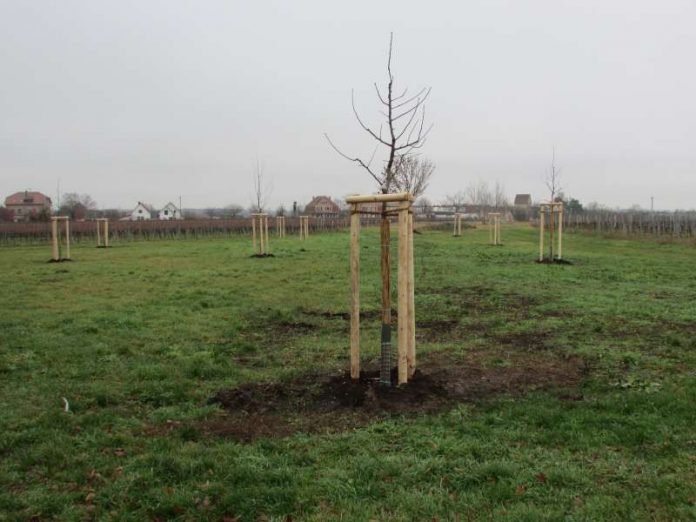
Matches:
[[62, 397, 70, 412]]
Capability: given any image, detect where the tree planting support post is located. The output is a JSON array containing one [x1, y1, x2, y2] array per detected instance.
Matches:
[[276, 216, 286, 237], [538, 202, 564, 261], [50, 216, 71, 261], [488, 212, 501, 245], [96, 218, 110, 248], [299, 216, 309, 240], [251, 213, 270, 255], [453, 213, 463, 237], [347, 192, 416, 386]]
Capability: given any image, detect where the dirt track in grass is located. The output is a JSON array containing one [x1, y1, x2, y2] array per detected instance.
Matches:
[[203, 349, 586, 442]]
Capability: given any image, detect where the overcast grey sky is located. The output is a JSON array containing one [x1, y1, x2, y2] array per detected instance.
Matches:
[[1, 0, 694, 210]]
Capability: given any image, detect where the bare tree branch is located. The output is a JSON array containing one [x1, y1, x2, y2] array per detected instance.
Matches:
[[324, 133, 382, 185], [325, 32, 432, 196], [250, 157, 272, 212]]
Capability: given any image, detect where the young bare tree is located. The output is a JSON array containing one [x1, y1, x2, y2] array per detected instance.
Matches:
[[443, 191, 467, 212], [493, 180, 508, 209], [60, 192, 97, 219], [393, 155, 435, 200], [464, 180, 493, 217], [225, 204, 244, 218], [326, 33, 431, 383], [545, 146, 562, 260], [415, 196, 434, 218], [250, 157, 272, 213]]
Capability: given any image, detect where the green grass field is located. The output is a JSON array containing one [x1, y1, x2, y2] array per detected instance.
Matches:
[[1, 226, 695, 521]]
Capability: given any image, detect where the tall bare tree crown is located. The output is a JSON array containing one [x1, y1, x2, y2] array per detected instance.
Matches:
[[326, 33, 432, 194]]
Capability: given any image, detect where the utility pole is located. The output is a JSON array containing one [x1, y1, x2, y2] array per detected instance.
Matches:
[[179, 195, 183, 219], [650, 196, 654, 212]]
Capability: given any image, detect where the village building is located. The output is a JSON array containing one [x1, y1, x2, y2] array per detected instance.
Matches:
[[304, 195, 341, 218], [4, 191, 52, 222], [513, 193, 533, 221], [158, 202, 182, 220], [129, 202, 154, 221], [514, 194, 532, 208]]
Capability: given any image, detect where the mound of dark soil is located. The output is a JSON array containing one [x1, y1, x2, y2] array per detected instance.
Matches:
[[536, 258, 573, 265], [250, 253, 276, 258], [201, 350, 584, 442]]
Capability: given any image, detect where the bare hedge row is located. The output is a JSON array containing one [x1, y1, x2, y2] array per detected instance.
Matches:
[[0, 217, 351, 245], [562, 210, 696, 238]]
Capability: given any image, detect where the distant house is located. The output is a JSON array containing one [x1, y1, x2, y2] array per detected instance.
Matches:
[[304, 195, 341, 218], [158, 202, 182, 220], [514, 194, 532, 207], [4, 191, 52, 222], [129, 202, 154, 221], [513, 194, 533, 221]]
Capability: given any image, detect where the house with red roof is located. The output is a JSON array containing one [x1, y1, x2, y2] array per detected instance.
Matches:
[[304, 195, 341, 218], [4, 191, 52, 222]]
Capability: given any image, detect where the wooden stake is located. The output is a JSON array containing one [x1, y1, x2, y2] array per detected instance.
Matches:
[[65, 219, 71, 260], [496, 215, 501, 245], [539, 209, 545, 262], [397, 207, 409, 385], [558, 206, 563, 260], [104, 220, 109, 247], [407, 212, 416, 378], [96, 220, 101, 246], [264, 215, 270, 254], [252, 216, 257, 253], [51, 218, 59, 261], [350, 207, 360, 380], [259, 216, 265, 254]]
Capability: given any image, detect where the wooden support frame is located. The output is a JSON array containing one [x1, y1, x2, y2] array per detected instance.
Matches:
[[346, 192, 416, 385], [453, 213, 463, 237], [251, 213, 270, 255], [488, 212, 501, 245], [538, 202, 564, 261], [50, 216, 71, 261], [299, 216, 309, 240], [96, 218, 110, 248], [276, 216, 286, 237]]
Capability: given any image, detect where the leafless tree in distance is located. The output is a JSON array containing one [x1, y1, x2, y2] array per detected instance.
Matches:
[[545, 146, 562, 260], [465, 180, 493, 212], [250, 157, 272, 213], [325, 32, 432, 383], [393, 155, 435, 200], [493, 180, 509, 209], [60, 192, 97, 219], [443, 191, 467, 212], [225, 204, 244, 218]]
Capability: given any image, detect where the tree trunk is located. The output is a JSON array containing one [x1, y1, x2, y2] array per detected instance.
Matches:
[[380, 203, 392, 385]]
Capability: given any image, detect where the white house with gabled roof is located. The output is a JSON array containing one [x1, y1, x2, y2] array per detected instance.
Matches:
[[158, 202, 182, 220], [129, 202, 154, 221]]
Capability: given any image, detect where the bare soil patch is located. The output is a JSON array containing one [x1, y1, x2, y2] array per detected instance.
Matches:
[[494, 331, 550, 351], [301, 308, 383, 321], [202, 350, 584, 442], [416, 319, 463, 341], [536, 258, 574, 265]]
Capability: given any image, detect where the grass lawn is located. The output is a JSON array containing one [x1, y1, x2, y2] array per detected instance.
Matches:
[[0, 225, 695, 521]]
